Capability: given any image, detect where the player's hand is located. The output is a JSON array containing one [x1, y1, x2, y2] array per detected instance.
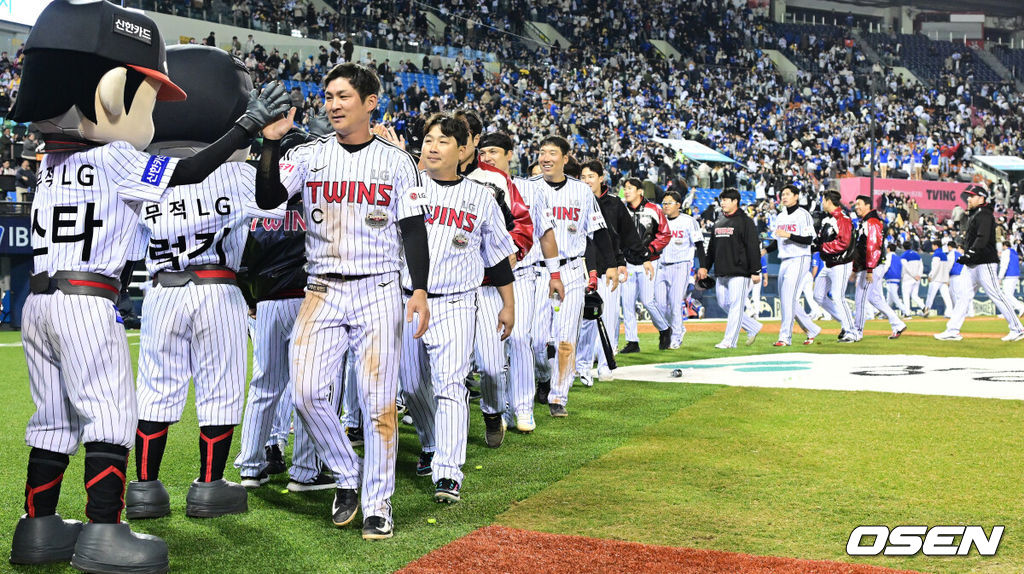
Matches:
[[509, 253, 518, 268], [760, 247, 767, 256], [497, 305, 515, 341], [697, 267, 708, 280], [261, 107, 296, 141], [643, 260, 655, 280], [866, 271, 873, 282], [406, 289, 430, 339], [586, 270, 599, 293], [604, 267, 617, 292], [548, 276, 565, 301], [617, 265, 627, 282], [372, 123, 406, 150], [776, 229, 791, 239], [752, 274, 761, 284], [237, 81, 293, 138]]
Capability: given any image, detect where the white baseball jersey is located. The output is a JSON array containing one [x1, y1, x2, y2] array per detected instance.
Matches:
[[512, 176, 554, 267], [278, 135, 425, 277], [529, 175, 606, 259], [772, 206, 815, 259], [662, 213, 703, 263], [32, 141, 179, 276], [402, 176, 516, 294], [139, 162, 283, 275]]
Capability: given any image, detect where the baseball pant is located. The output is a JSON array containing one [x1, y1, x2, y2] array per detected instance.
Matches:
[[474, 285, 507, 416], [901, 278, 923, 313], [855, 271, 907, 335], [654, 260, 692, 346], [777, 256, 821, 344], [747, 279, 763, 317], [885, 280, 912, 316], [532, 258, 586, 406], [235, 298, 323, 483], [506, 268, 538, 418], [400, 291, 476, 484], [924, 281, 953, 317], [340, 351, 361, 429], [716, 276, 761, 347], [291, 274, 401, 521], [801, 273, 826, 317], [1001, 277, 1024, 315], [23, 292, 136, 453], [136, 283, 247, 426], [946, 264, 1024, 333], [621, 261, 670, 342], [946, 273, 974, 327], [813, 263, 855, 333], [576, 272, 620, 374]]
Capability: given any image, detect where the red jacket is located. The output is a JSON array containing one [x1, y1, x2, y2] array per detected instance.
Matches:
[[464, 157, 534, 260], [818, 207, 853, 267], [853, 210, 885, 272], [626, 198, 671, 261]]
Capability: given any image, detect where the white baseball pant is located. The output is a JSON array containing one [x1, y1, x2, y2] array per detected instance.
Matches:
[[715, 276, 761, 347], [291, 274, 402, 521], [885, 280, 911, 316], [901, 278, 923, 312], [813, 263, 855, 333], [532, 258, 586, 406], [400, 291, 475, 484], [924, 281, 953, 317], [1001, 277, 1024, 316], [747, 279, 763, 317], [777, 256, 821, 344], [947, 273, 974, 325], [801, 273, 825, 317], [506, 268, 538, 418], [23, 292, 136, 453], [621, 261, 670, 342], [576, 272, 620, 374], [855, 271, 907, 335], [654, 260, 692, 347], [474, 285, 507, 416], [946, 264, 1024, 333]]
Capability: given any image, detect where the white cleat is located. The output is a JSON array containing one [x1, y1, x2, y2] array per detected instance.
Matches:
[[934, 330, 963, 341], [714, 342, 733, 350], [1000, 331, 1024, 342], [597, 367, 613, 381], [746, 330, 760, 346], [580, 372, 594, 387]]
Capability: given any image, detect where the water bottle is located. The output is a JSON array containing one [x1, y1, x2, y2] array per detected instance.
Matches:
[[671, 369, 683, 378]]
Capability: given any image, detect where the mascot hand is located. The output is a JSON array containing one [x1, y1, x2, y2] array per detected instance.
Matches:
[[236, 81, 293, 137]]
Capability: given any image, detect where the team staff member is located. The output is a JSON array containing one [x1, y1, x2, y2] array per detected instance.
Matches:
[[765, 185, 821, 346], [923, 240, 953, 318], [654, 191, 705, 349], [935, 186, 1024, 341], [576, 160, 638, 382], [531, 136, 615, 417], [620, 178, 673, 352], [812, 191, 857, 342], [882, 243, 912, 317], [997, 241, 1024, 317], [851, 196, 907, 340], [900, 242, 924, 315], [400, 114, 516, 504], [477, 132, 561, 433], [256, 62, 430, 540], [9, 2, 290, 569], [698, 188, 762, 349]]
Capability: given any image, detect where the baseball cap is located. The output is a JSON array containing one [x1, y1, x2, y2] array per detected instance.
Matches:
[[961, 184, 989, 201], [26, 0, 186, 101]]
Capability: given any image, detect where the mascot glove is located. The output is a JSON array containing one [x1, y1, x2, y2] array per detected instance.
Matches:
[[236, 81, 292, 138]]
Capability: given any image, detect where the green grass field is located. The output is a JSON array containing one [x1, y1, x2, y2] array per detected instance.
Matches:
[[1, 316, 1021, 573]]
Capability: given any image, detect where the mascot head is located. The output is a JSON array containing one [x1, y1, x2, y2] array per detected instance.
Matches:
[[147, 44, 252, 161], [9, 0, 186, 152]]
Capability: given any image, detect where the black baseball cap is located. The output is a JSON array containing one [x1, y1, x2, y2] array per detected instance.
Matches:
[[27, 0, 186, 101], [962, 183, 989, 201]]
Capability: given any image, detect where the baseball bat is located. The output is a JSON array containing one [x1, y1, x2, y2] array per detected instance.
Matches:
[[596, 316, 617, 371]]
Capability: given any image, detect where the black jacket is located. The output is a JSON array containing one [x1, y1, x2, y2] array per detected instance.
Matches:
[[961, 204, 999, 266], [707, 209, 761, 277], [594, 185, 643, 270]]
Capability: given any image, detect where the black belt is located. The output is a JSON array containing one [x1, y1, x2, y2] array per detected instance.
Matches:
[[153, 265, 237, 287], [322, 273, 372, 282], [30, 271, 121, 303], [403, 288, 462, 299], [660, 260, 690, 266], [534, 256, 581, 268]]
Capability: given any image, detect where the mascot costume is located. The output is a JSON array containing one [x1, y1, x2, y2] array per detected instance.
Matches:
[[8, 2, 289, 572]]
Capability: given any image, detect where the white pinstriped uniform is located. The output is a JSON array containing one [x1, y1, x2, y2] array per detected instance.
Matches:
[[277, 135, 425, 522], [773, 207, 821, 344], [24, 142, 180, 453], [655, 213, 702, 346], [946, 262, 1024, 334], [529, 175, 607, 407], [135, 163, 283, 425], [401, 176, 515, 484]]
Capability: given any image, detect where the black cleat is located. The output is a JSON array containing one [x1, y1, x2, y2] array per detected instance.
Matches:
[[332, 488, 359, 527], [362, 516, 393, 540], [434, 478, 461, 504], [345, 427, 364, 447], [837, 329, 846, 341], [482, 412, 506, 448], [535, 380, 550, 405], [549, 403, 568, 417], [265, 444, 286, 475], [619, 341, 640, 354], [240, 468, 270, 489], [287, 472, 335, 492], [658, 329, 672, 350], [416, 452, 433, 477]]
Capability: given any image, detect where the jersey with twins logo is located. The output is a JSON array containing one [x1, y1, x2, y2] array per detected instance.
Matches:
[[512, 176, 554, 267], [529, 175, 606, 259], [662, 213, 703, 264], [401, 175, 515, 295], [772, 206, 815, 259], [139, 162, 285, 275], [31, 141, 180, 277], [278, 135, 426, 277]]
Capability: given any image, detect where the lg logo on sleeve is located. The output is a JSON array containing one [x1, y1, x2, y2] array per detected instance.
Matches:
[[847, 525, 1003, 556]]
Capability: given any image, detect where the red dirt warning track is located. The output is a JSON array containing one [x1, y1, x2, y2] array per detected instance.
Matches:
[[398, 526, 921, 574]]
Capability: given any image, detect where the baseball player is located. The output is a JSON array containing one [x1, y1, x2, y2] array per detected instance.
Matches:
[[812, 191, 857, 342], [127, 45, 289, 521], [923, 240, 953, 318], [766, 185, 821, 346], [851, 196, 907, 340], [882, 243, 912, 317], [9, 2, 288, 569], [619, 178, 672, 352], [255, 62, 431, 540], [530, 136, 615, 417], [997, 241, 1024, 316], [900, 242, 925, 315], [400, 113, 516, 504], [654, 191, 706, 349], [935, 186, 1024, 341], [698, 188, 762, 349], [747, 250, 768, 318], [803, 251, 828, 320], [944, 242, 970, 323], [477, 132, 561, 432]]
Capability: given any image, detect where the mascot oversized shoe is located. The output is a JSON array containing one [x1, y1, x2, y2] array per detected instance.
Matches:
[[71, 523, 169, 574]]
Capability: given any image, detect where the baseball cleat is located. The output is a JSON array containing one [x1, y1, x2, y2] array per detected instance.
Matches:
[[416, 452, 434, 477], [482, 413, 506, 448], [264, 444, 286, 475], [361, 516, 393, 540], [838, 331, 859, 343], [619, 341, 640, 354], [240, 468, 270, 488], [580, 372, 594, 387], [1000, 331, 1024, 342], [597, 367, 614, 381], [658, 328, 672, 350], [185, 479, 248, 518], [933, 330, 963, 341], [549, 403, 568, 417], [125, 480, 171, 520], [772, 341, 789, 347], [10, 514, 83, 565], [434, 479, 461, 504], [803, 337, 815, 345], [535, 380, 550, 405], [746, 330, 760, 346], [888, 326, 907, 339], [714, 342, 733, 349], [345, 427, 364, 447], [332, 488, 359, 527], [70, 523, 168, 574], [668, 342, 681, 350], [515, 412, 536, 433], [287, 472, 335, 492]]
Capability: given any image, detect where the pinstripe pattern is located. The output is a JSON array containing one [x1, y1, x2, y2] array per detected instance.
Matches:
[[854, 271, 906, 334], [621, 261, 669, 339], [534, 260, 587, 406], [813, 262, 855, 333], [268, 380, 293, 447], [577, 274, 620, 373], [529, 175, 607, 258], [947, 263, 1024, 333], [716, 277, 761, 347], [24, 292, 136, 452], [506, 268, 538, 417], [777, 256, 821, 343], [474, 286, 507, 415], [655, 261, 692, 346], [512, 177, 554, 267]]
